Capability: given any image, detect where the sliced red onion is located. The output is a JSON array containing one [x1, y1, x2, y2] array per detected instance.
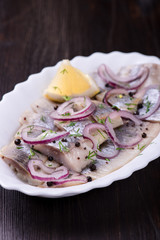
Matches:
[[57, 97, 92, 116], [52, 174, 87, 186], [28, 159, 69, 181], [103, 88, 128, 105], [135, 85, 160, 120], [83, 123, 119, 159], [21, 125, 69, 144], [98, 64, 149, 90], [105, 111, 142, 148], [50, 103, 96, 121], [98, 64, 144, 83]]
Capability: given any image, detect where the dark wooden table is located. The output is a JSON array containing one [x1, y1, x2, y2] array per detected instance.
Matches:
[[0, 0, 160, 239]]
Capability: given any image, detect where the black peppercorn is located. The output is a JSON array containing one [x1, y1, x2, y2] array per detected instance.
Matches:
[[129, 92, 134, 97], [135, 110, 139, 115], [54, 106, 58, 110], [48, 156, 53, 161], [75, 142, 80, 147], [87, 176, 92, 182], [47, 181, 54, 187], [14, 139, 21, 145], [142, 132, 147, 138], [89, 164, 96, 171], [62, 138, 67, 142], [137, 103, 143, 109]]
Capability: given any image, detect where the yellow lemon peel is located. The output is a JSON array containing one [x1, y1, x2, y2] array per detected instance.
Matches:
[[44, 60, 100, 102]]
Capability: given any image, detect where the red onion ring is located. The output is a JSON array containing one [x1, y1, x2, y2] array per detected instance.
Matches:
[[50, 103, 96, 121], [98, 64, 144, 83], [21, 125, 69, 144], [135, 85, 160, 120], [57, 96, 92, 116], [28, 159, 69, 181], [98, 64, 149, 90], [105, 111, 142, 148], [83, 123, 119, 159], [51, 174, 87, 186], [103, 88, 128, 105]]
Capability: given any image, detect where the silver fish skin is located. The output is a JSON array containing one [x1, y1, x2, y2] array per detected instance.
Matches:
[[146, 107, 160, 122], [34, 138, 95, 172], [31, 97, 58, 114], [19, 110, 56, 130], [0, 140, 47, 185], [54, 118, 92, 135], [92, 100, 112, 121], [137, 88, 160, 122]]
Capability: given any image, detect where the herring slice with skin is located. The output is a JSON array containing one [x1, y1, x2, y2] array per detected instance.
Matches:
[[83, 123, 119, 159], [105, 111, 142, 148], [21, 125, 69, 145], [28, 160, 69, 181], [34, 138, 95, 172]]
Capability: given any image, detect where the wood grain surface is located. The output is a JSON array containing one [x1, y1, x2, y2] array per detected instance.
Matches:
[[0, 0, 160, 239]]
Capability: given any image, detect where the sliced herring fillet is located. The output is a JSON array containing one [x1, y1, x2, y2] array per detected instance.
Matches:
[[82, 122, 160, 179], [146, 107, 160, 122], [119, 63, 160, 90], [96, 90, 107, 102], [31, 97, 58, 114], [34, 138, 95, 172], [19, 110, 55, 129], [0, 141, 47, 186], [54, 118, 91, 134], [92, 100, 112, 119]]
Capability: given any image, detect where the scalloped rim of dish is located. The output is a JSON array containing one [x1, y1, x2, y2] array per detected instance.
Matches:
[[0, 51, 160, 198]]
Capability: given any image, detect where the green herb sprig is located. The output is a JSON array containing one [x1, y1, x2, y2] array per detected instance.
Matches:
[[69, 128, 82, 137], [86, 150, 97, 162], [60, 69, 68, 74], [63, 95, 72, 101], [58, 141, 69, 152]]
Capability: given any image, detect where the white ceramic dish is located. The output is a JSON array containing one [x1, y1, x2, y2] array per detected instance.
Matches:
[[0, 51, 160, 198]]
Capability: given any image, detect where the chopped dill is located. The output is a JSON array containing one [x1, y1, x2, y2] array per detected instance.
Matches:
[[63, 95, 71, 101], [62, 112, 71, 116], [60, 69, 68, 74], [69, 128, 82, 137], [138, 144, 146, 151], [108, 116, 112, 123], [97, 129, 105, 139], [58, 141, 69, 152], [98, 104, 104, 109], [96, 116, 105, 124], [86, 150, 97, 162], [68, 122, 76, 127], [40, 115, 46, 122], [16, 146, 23, 149]]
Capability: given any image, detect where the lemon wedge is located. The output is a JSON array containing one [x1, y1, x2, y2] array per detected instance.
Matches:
[[44, 60, 100, 102]]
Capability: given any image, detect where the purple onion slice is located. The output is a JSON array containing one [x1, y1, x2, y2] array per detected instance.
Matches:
[[105, 111, 142, 148], [98, 64, 144, 83], [103, 88, 128, 105], [28, 159, 69, 181], [83, 123, 119, 159], [57, 96, 92, 116], [50, 103, 96, 121], [51, 173, 87, 186], [98, 64, 149, 90], [21, 125, 69, 144]]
